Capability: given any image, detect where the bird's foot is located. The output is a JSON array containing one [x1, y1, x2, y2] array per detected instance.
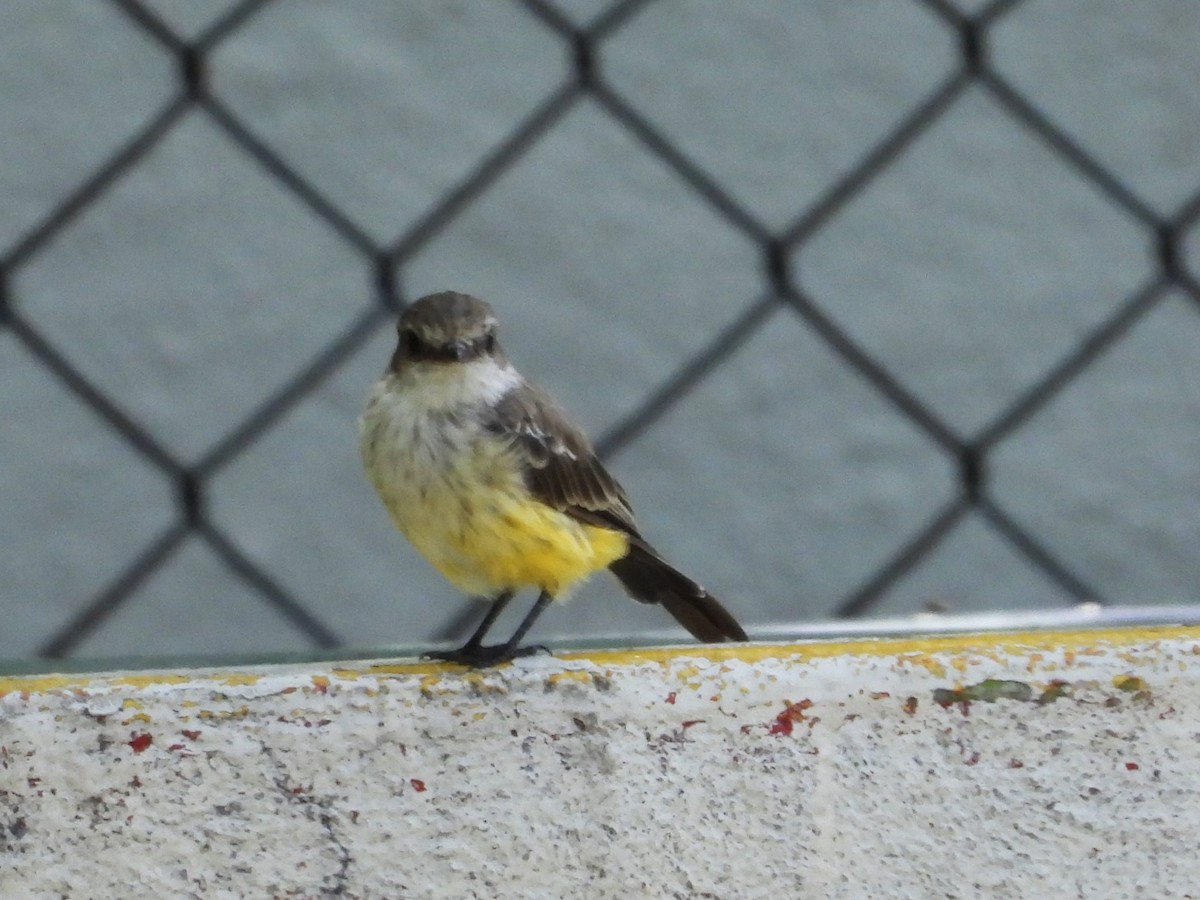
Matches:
[[423, 643, 550, 668]]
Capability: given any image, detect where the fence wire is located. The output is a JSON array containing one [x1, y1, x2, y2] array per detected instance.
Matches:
[[2, 0, 1198, 658]]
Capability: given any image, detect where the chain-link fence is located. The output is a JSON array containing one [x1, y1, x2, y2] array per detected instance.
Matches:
[[2, 0, 1198, 661]]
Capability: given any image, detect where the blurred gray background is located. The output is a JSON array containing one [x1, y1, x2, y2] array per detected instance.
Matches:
[[2, 0, 1198, 664]]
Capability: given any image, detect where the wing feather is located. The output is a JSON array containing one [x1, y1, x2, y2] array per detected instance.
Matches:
[[484, 383, 638, 535]]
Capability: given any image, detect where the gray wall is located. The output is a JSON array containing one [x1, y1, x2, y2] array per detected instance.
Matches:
[[2, 1, 1197, 662]]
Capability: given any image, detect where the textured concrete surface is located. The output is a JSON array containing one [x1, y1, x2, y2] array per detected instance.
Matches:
[[3, 628, 1200, 898]]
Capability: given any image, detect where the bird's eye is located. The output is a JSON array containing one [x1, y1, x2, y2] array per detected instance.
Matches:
[[402, 330, 422, 356], [483, 333, 496, 353]]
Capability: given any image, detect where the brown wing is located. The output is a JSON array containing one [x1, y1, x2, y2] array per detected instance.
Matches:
[[486, 380, 748, 643], [484, 382, 639, 536]]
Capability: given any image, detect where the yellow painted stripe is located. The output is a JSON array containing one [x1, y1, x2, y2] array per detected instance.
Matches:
[[3, 625, 1199, 696]]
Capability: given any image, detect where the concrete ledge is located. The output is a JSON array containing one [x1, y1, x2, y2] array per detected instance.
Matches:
[[3, 628, 1199, 898]]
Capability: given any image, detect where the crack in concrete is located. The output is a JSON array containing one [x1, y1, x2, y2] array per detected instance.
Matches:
[[255, 738, 354, 898]]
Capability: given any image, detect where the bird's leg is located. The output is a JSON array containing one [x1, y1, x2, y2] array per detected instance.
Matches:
[[460, 590, 514, 651], [423, 590, 513, 663], [496, 590, 553, 657], [423, 590, 553, 668]]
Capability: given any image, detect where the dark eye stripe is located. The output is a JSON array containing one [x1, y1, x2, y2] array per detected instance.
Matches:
[[400, 332, 495, 362]]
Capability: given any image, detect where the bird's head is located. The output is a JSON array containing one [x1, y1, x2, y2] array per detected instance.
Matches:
[[391, 291, 503, 370]]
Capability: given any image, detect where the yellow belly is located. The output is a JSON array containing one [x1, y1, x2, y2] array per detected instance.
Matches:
[[398, 490, 629, 597], [361, 378, 629, 598]]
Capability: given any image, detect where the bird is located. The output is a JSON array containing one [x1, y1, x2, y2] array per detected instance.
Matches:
[[359, 291, 747, 667]]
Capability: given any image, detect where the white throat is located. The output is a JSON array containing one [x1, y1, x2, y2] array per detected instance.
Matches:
[[374, 356, 522, 415]]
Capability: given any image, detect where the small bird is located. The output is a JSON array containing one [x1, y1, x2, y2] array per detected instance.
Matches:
[[360, 291, 747, 667]]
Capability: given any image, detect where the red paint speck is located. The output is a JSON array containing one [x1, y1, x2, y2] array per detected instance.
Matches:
[[665, 692, 677, 705], [410, 778, 427, 793], [168, 743, 185, 752], [681, 720, 704, 729], [1125, 762, 1139, 771], [128, 733, 152, 753], [181, 730, 201, 741], [769, 719, 792, 736], [769, 699, 813, 736], [1009, 759, 1025, 769]]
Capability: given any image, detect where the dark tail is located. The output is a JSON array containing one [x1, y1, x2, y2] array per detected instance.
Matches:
[[609, 542, 748, 643]]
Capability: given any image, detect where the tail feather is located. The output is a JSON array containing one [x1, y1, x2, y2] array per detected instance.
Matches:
[[608, 543, 748, 643]]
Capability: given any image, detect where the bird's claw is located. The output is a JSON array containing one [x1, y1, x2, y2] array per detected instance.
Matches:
[[422, 643, 550, 668]]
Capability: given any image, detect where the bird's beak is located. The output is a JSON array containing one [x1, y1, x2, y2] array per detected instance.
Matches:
[[446, 340, 471, 361]]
